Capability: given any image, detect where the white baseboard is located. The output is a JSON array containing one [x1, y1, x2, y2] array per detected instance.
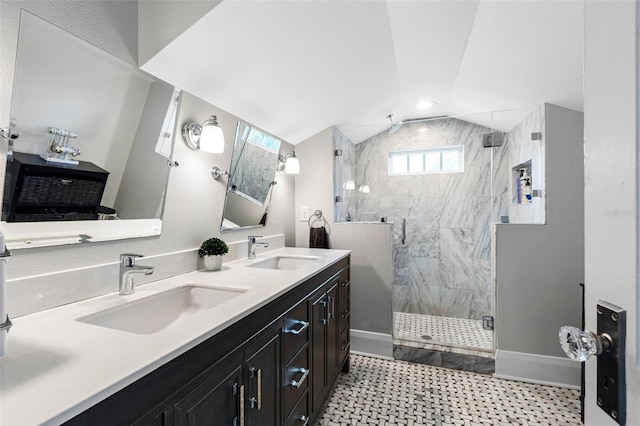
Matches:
[[494, 349, 581, 389], [350, 329, 394, 360]]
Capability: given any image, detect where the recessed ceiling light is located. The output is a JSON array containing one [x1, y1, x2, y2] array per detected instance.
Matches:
[[415, 100, 436, 110]]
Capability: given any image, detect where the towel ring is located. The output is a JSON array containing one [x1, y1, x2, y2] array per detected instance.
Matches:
[[308, 209, 327, 228]]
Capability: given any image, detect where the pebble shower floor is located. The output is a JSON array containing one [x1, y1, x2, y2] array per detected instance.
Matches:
[[315, 354, 581, 426]]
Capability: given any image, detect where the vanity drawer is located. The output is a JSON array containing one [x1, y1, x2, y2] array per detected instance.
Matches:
[[283, 300, 309, 363], [285, 389, 309, 426], [338, 295, 350, 333], [338, 273, 350, 303], [283, 346, 309, 416]]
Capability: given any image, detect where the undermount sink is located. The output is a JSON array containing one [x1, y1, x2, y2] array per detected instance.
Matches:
[[246, 255, 320, 270], [77, 285, 245, 334]]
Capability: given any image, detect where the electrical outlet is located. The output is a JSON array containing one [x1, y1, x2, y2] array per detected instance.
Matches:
[[301, 206, 309, 221]]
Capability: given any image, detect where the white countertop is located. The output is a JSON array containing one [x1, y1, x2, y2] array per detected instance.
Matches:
[[0, 247, 350, 426]]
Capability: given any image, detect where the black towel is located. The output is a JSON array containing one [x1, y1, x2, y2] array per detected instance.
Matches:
[[309, 226, 329, 248]]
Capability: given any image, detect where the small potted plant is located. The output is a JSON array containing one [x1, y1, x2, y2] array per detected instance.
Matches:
[[198, 237, 229, 271]]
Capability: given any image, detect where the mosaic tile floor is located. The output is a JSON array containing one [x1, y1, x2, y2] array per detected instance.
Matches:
[[316, 355, 581, 426], [394, 312, 493, 351]]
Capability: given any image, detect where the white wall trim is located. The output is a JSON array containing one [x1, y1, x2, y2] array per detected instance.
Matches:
[[494, 349, 581, 389], [350, 329, 394, 360]]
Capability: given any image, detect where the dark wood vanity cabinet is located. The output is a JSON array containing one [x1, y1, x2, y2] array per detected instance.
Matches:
[[64, 256, 350, 426]]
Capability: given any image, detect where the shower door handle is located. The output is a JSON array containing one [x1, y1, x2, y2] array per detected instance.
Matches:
[[401, 218, 406, 245]]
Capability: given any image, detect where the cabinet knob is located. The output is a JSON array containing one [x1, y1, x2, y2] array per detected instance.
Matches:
[[559, 326, 613, 361]]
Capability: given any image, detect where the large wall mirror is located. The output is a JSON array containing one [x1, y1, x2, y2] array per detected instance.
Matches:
[[220, 121, 281, 231], [0, 11, 179, 249]]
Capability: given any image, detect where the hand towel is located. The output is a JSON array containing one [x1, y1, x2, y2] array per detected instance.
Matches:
[[309, 226, 329, 249]]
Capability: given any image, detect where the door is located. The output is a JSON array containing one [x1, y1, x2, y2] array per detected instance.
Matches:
[[584, 2, 639, 425], [174, 361, 244, 426], [310, 290, 328, 413], [245, 329, 281, 426], [325, 283, 339, 384]]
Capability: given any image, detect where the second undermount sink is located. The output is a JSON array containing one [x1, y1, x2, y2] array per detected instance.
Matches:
[[77, 285, 245, 334], [246, 255, 320, 270]]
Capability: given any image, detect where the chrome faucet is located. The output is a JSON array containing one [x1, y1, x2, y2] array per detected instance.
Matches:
[[248, 236, 269, 259], [119, 254, 154, 295]]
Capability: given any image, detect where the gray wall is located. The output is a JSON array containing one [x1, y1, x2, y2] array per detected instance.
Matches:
[[495, 104, 584, 358], [1, 3, 295, 312], [295, 127, 393, 335], [114, 80, 175, 219]]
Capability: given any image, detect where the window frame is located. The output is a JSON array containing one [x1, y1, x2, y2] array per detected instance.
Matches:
[[387, 145, 464, 176]]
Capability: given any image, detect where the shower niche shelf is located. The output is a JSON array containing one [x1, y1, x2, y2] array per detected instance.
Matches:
[[512, 160, 534, 205]]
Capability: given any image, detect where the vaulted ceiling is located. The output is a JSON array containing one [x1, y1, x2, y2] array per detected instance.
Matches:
[[141, 0, 583, 144]]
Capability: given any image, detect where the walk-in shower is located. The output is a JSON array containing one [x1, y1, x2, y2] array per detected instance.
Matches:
[[334, 107, 544, 367]]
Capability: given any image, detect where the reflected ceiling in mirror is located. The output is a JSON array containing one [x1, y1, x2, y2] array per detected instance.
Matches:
[[221, 121, 281, 231], [1, 11, 179, 249]]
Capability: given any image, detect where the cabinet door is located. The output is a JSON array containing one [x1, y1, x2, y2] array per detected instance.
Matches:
[[174, 358, 244, 426], [245, 330, 281, 426], [325, 283, 340, 385], [310, 291, 328, 413]]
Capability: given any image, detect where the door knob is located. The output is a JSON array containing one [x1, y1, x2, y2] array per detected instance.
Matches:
[[559, 326, 613, 362], [559, 301, 626, 425]]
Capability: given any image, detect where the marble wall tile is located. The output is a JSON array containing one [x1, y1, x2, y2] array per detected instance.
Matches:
[[333, 128, 356, 222], [440, 228, 474, 288], [439, 287, 474, 318], [340, 114, 539, 325]]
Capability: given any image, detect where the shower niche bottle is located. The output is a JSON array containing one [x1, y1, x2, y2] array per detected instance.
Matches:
[[512, 161, 533, 205]]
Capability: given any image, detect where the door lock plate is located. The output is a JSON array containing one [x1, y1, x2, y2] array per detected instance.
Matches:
[[596, 300, 626, 425]]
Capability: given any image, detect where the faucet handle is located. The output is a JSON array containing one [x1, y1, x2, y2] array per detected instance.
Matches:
[[120, 253, 144, 266], [248, 235, 263, 243]]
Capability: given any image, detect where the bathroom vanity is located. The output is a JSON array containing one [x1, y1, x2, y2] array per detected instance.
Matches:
[[0, 248, 350, 425]]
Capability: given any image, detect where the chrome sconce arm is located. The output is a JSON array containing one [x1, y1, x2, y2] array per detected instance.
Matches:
[[211, 166, 230, 180]]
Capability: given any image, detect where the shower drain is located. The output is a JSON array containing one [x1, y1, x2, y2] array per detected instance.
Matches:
[[421, 335, 433, 340]]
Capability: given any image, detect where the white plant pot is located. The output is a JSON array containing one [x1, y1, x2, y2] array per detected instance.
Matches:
[[203, 255, 223, 271]]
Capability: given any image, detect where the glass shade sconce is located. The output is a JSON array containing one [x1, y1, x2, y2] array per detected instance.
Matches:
[[278, 151, 300, 174], [344, 179, 370, 193], [182, 115, 224, 153]]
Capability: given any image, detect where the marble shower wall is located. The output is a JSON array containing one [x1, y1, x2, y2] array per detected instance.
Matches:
[[230, 142, 279, 203], [353, 117, 509, 320], [504, 107, 545, 224], [333, 127, 356, 222]]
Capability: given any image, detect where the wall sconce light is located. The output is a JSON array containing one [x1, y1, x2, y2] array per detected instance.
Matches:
[[359, 184, 370, 194], [278, 151, 300, 174], [182, 115, 224, 153], [344, 179, 356, 190]]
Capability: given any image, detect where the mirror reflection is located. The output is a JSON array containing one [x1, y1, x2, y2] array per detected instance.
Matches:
[[221, 121, 281, 231], [1, 11, 179, 248]]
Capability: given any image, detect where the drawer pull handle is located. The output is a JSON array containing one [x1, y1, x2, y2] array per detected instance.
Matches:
[[341, 310, 350, 319], [286, 320, 309, 335], [291, 367, 310, 388], [240, 384, 245, 426], [341, 280, 351, 287], [299, 415, 310, 426]]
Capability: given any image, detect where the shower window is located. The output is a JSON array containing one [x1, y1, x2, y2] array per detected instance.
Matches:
[[388, 145, 464, 176]]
